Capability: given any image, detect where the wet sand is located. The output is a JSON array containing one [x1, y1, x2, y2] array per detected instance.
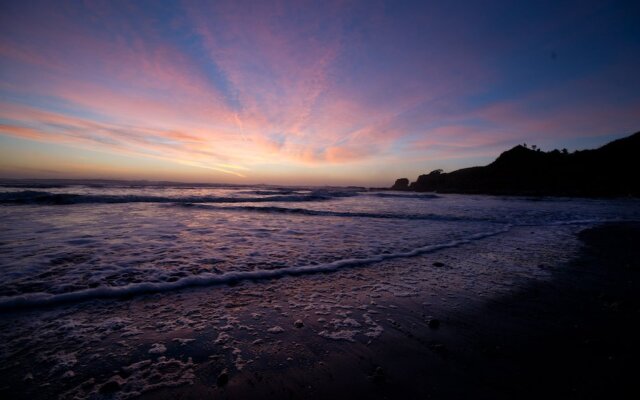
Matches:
[[1, 223, 638, 399], [181, 222, 640, 400]]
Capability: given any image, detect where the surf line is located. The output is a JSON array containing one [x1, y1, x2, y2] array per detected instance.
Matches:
[[0, 227, 511, 312]]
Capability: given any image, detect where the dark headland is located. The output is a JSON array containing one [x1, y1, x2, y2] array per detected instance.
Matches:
[[391, 131, 640, 197]]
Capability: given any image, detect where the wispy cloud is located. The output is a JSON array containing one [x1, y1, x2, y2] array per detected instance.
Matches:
[[1, 0, 638, 184]]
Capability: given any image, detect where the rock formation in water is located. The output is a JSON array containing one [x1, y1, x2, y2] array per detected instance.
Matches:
[[391, 178, 410, 190]]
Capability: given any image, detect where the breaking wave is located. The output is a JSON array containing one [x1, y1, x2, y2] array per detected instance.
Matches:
[[0, 190, 357, 205], [0, 227, 511, 311], [176, 203, 492, 222], [366, 192, 440, 199]]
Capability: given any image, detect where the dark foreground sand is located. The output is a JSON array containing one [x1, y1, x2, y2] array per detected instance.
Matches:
[[146, 223, 640, 400], [1, 223, 638, 400]]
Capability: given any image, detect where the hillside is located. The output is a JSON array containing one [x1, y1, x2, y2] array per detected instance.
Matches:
[[391, 131, 640, 196]]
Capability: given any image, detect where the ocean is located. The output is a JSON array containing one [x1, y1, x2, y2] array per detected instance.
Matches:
[[0, 181, 638, 310], [0, 181, 639, 398]]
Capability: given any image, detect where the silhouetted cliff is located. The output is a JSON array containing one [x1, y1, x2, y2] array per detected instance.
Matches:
[[394, 131, 640, 197]]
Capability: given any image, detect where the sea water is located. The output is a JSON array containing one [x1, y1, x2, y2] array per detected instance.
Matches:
[[1, 180, 638, 310]]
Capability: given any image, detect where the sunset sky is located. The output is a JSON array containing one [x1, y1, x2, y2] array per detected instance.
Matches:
[[1, 0, 639, 186]]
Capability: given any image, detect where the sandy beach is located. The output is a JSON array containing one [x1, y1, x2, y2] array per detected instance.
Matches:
[[1, 220, 637, 399]]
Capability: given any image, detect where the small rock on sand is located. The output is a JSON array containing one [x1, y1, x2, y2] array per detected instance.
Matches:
[[432, 262, 445, 267], [267, 326, 285, 333], [99, 378, 123, 394], [62, 370, 75, 379], [217, 369, 229, 387], [428, 318, 441, 329], [294, 319, 304, 328]]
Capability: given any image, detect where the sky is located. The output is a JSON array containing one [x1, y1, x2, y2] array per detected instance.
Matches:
[[1, 0, 639, 186]]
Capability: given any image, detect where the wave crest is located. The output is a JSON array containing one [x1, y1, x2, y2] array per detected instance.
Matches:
[[176, 203, 488, 222], [0, 228, 510, 311], [0, 190, 357, 205]]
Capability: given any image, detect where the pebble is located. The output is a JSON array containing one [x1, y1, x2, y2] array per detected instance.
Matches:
[[99, 379, 121, 394], [217, 369, 229, 387], [267, 326, 284, 333], [428, 318, 441, 329], [62, 370, 75, 379]]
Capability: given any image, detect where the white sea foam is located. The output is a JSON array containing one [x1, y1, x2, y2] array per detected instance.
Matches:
[[0, 227, 511, 311], [318, 329, 358, 342], [175, 203, 492, 222], [148, 343, 167, 354], [2, 184, 638, 315]]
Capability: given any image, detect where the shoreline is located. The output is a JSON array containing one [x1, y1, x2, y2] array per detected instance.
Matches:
[[196, 222, 640, 400], [1, 222, 638, 399]]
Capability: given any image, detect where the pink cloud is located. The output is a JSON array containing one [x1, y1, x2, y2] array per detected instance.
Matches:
[[0, 103, 249, 174], [0, 124, 47, 141], [2, 1, 638, 185], [188, 2, 341, 126], [2, 0, 500, 175]]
